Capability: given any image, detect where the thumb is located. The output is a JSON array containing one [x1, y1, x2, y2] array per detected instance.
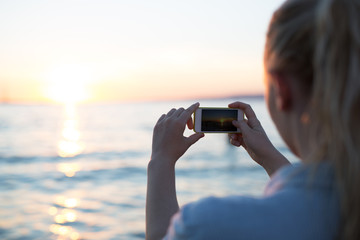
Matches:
[[233, 119, 251, 135], [186, 132, 205, 146]]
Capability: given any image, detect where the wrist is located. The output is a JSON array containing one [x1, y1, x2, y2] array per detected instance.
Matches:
[[148, 157, 176, 172], [260, 149, 290, 176]]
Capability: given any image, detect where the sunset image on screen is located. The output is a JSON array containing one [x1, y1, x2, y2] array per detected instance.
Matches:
[[201, 109, 238, 132]]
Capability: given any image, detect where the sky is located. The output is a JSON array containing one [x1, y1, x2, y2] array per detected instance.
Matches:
[[0, 0, 284, 104]]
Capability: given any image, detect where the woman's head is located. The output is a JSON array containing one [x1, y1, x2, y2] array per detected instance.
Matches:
[[265, 0, 360, 239], [265, 0, 315, 94], [263, 0, 317, 157]]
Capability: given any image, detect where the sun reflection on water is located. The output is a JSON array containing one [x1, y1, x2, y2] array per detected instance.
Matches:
[[54, 195, 79, 208], [57, 162, 82, 177], [49, 196, 81, 239], [49, 224, 80, 240], [57, 104, 85, 158], [50, 103, 85, 239]]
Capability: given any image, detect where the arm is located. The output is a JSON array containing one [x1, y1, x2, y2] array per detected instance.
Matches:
[[146, 103, 204, 240], [228, 102, 290, 177], [146, 160, 178, 240]]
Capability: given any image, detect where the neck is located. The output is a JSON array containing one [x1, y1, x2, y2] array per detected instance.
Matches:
[[293, 107, 314, 162]]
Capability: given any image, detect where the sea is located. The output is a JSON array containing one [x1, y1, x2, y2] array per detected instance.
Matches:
[[0, 96, 298, 240]]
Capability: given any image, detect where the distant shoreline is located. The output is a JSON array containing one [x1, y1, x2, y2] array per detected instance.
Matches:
[[0, 94, 265, 106]]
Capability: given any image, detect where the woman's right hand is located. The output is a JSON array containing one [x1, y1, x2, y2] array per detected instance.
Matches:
[[151, 103, 204, 166], [228, 101, 290, 176]]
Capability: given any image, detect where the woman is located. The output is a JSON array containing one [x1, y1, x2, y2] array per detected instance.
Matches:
[[146, 0, 360, 239]]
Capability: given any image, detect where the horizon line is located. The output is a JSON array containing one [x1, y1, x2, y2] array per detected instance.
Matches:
[[0, 93, 264, 106]]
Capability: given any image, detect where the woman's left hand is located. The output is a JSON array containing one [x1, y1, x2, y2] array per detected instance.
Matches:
[[151, 102, 204, 166]]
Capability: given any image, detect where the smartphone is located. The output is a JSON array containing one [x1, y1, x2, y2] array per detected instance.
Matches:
[[193, 107, 243, 133]]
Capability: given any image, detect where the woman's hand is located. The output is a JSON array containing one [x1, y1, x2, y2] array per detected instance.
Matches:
[[151, 102, 205, 166], [146, 103, 204, 240], [228, 101, 290, 176]]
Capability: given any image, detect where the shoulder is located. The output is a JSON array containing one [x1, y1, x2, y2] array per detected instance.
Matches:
[[165, 163, 340, 240], [265, 162, 337, 195], [165, 195, 265, 240]]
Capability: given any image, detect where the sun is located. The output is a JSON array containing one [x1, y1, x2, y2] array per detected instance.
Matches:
[[44, 64, 93, 104]]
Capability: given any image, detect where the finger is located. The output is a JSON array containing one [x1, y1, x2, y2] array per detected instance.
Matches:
[[229, 133, 242, 146], [230, 138, 241, 147], [187, 117, 194, 130], [228, 133, 238, 141], [179, 102, 200, 123], [174, 107, 185, 117], [228, 102, 257, 120], [156, 114, 166, 124], [167, 108, 177, 117], [229, 102, 261, 128], [186, 132, 204, 146], [232, 119, 251, 135]]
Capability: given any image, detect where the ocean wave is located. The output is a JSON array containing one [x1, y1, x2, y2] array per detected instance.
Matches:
[[0, 150, 148, 164]]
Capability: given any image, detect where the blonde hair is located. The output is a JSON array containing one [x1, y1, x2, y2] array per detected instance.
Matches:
[[265, 0, 360, 239]]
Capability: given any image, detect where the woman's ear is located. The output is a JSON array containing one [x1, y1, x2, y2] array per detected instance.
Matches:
[[271, 73, 292, 111]]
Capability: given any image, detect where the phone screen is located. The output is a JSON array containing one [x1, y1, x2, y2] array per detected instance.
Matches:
[[201, 109, 238, 132]]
